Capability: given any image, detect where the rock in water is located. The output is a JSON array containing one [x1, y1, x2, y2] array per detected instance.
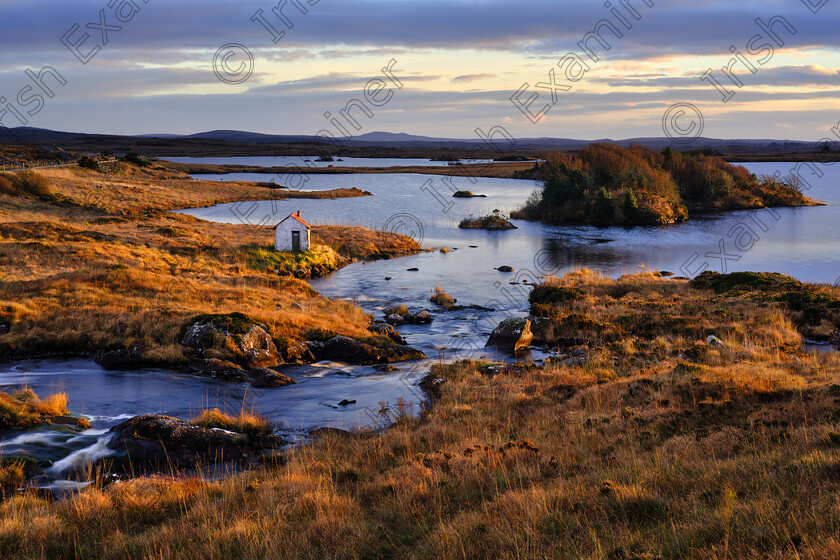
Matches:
[[246, 368, 295, 388], [308, 335, 425, 365], [496, 266, 514, 272], [107, 414, 283, 471], [485, 318, 533, 351], [368, 322, 407, 344], [405, 310, 433, 324]]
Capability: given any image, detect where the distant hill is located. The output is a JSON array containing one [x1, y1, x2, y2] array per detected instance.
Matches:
[[0, 126, 821, 157]]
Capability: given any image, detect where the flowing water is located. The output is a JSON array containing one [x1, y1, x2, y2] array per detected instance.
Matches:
[[2, 160, 837, 488]]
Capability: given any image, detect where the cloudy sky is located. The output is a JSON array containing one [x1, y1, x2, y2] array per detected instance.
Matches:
[[1, 0, 838, 140]]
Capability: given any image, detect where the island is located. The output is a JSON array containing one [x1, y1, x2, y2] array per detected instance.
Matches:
[[511, 144, 819, 226]]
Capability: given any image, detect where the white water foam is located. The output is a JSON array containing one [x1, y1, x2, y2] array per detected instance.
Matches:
[[49, 433, 117, 474]]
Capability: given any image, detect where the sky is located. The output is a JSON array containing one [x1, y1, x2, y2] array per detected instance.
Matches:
[[0, 0, 839, 141]]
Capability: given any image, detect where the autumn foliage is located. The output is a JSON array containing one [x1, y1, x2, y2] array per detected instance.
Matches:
[[513, 144, 815, 225]]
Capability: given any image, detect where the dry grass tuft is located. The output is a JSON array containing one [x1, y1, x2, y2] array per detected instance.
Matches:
[[190, 408, 273, 437]]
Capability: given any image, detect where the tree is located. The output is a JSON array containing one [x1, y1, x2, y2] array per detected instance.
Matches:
[[592, 186, 614, 222], [623, 189, 639, 221]]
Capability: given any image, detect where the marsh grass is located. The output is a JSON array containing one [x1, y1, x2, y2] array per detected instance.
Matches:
[[190, 409, 272, 437], [0, 168, 416, 364], [0, 389, 74, 429], [2, 273, 840, 558]]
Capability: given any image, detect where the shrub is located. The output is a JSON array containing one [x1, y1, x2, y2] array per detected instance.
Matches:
[[121, 153, 150, 167], [11, 171, 52, 198], [78, 156, 101, 172], [384, 304, 409, 317], [0, 174, 15, 196], [430, 287, 455, 308]]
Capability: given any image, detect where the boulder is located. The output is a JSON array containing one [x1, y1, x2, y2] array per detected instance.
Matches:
[[368, 322, 407, 345], [706, 335, 723, 347], [97, 349, 133, 369], [181, 322, 215, 351], [238, 325, 282, 368], [96, 341, 144, 370], [107, 414, 283, 471], [571, 347, 588, 358], [485, 318, 533, 351], [308, 335, 425, 365], [181, 318, 283, 369], [406, 310, 433, 324], [284, 340, 316, 363], [386, 313, 406, 326]]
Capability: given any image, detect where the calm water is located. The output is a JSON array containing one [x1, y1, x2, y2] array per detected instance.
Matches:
[[162, 155, 496, 168], [3, 161, 836, 486]]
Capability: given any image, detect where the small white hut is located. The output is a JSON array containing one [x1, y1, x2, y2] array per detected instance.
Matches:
[[274, 211, 311, 252]]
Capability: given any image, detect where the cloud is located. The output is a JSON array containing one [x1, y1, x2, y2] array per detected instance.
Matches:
[[452, 73, 497, 83]]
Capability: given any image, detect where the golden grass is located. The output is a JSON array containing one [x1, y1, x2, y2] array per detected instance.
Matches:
[[0, 389, 79, 429], [0, 166, 418, 364], [190, 409, 272, 437], [2, 273, 839, 558]]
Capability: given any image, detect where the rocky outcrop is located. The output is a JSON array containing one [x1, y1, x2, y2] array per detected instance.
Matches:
[[308, 335, 425, 365], [485, 318, 533, 352], [180, 316, 283, 370], [107, 414, 283, 471]]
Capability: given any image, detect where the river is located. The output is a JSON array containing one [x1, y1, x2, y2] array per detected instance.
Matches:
[[2, 160, 836, 489]]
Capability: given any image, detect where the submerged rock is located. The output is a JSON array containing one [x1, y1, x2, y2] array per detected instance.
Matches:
[[486, 318, 533, 352], [188, 358, 245, 381], [246, 368, 295, 388]]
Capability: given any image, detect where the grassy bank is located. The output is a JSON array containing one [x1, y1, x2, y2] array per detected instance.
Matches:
[[2, 271, 839, 558], [160, 160, 537, 180], [512, 144, 819, 226], [0, 165, 419, 366]]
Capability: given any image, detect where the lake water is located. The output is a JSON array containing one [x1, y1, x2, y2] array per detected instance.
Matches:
[[162, 156, 497, 168], [3, 161, 837, 488]]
